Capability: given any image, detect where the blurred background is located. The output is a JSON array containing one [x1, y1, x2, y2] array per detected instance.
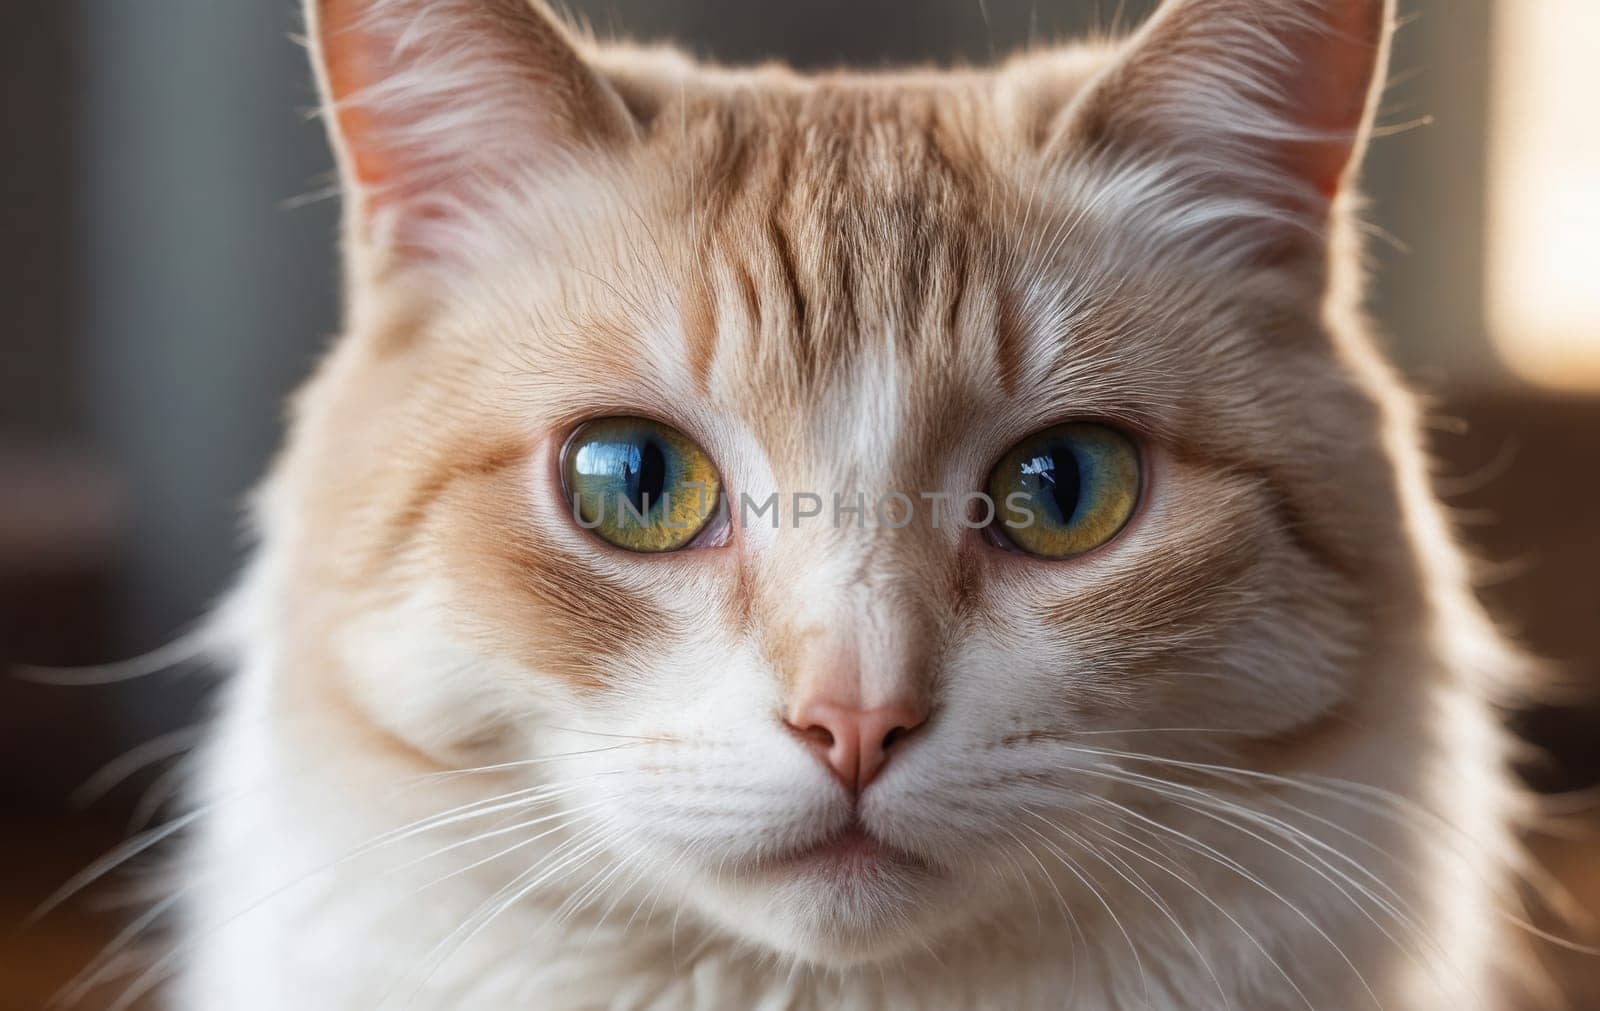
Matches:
[[2, 0, 1596, 1006]]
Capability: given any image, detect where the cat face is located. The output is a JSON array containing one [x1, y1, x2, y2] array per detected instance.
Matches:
[[285, 0, 1404, 965]]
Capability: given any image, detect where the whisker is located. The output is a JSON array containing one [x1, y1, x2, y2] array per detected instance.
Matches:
[[398, 828, 613, 1006], [1015, 818, 1151, 1008], [1044, 737, 1580, 961], [1095, 763, 1451, 999], [1072, 778, 1380, 1009], [1026, 808, 1231, 1010], [555, 842, 634, 930], [50, 891, 183, 1008], [94, 774, 621, 1008], [13, 628, 211, 686], [70, 726, 205, 810], [519, 724, 676, 744], [403, 799, 610, 890], [1077, 807, 1317, 1011], [576, 847, 656, 956], [1103, 764, 1426, 922], [993, 826, 1050, 931], [413, 743, 642, 782], [31, 809, 205, 924]]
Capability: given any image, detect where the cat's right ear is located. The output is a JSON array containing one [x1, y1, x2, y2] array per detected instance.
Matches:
[[308, 0, 637, 267]]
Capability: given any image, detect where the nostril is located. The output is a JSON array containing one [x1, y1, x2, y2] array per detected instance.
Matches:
[[788, 720, 835, 750], [881, 725, 909, 751]]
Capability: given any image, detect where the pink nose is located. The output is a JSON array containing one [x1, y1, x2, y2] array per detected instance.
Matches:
[[786, 699, 929, 796]]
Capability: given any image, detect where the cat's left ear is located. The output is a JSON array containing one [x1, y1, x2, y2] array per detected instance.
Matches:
[[308, 0, 638, 265], [1059, 0, 1393, 259]]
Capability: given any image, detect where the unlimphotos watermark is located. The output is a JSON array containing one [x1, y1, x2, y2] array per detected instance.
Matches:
[[572, 485, 1041, 531]]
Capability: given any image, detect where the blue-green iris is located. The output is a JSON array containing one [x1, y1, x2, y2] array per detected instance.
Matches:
[[562, 417, 722, 553], [988, 423, 1141, 558]]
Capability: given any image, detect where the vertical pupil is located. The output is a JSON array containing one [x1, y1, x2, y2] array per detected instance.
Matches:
[[1040, 443, 1083, 526], [625, 438, 668, 516]]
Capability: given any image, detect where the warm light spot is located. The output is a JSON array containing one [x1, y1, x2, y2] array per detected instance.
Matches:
[[1486, 1, 1600, 390]]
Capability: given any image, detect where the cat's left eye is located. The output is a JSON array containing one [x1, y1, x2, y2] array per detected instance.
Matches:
[[985, 422, 1141, 559], [561, 417, 723, 553]]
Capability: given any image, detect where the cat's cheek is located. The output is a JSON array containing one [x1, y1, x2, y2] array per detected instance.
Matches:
[[967, 452, 1361, 733], [329, 583, 524, 766]]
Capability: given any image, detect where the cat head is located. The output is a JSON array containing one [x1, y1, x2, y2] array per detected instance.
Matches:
[[279, 0, 1407, 965]]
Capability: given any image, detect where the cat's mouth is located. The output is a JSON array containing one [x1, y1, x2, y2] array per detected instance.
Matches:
[[754, 821, 932, 883], [716, 818, 958, 961]]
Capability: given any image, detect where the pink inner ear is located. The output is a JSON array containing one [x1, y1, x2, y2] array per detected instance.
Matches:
[[319, 0, 396, 192], [1071, 0, 1393, 213], [310, 0, 638, 257], [1281, 0, 1390, 197]]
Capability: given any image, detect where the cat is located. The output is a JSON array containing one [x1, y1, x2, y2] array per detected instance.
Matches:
[[165, 0, 1533, 1007]]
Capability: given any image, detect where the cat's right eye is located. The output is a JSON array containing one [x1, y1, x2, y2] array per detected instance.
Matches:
[[561, 417, 723, 553]]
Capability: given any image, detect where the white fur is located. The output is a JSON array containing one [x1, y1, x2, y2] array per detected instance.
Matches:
[[176, 544, 1515, 1009]]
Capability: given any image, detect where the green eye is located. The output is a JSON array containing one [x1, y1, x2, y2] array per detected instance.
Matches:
[[986, 423, 1141, 559], [561, 417, 723, 553]]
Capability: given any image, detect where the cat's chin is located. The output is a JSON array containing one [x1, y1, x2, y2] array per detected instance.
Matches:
[[687, 826, 963, 966]]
